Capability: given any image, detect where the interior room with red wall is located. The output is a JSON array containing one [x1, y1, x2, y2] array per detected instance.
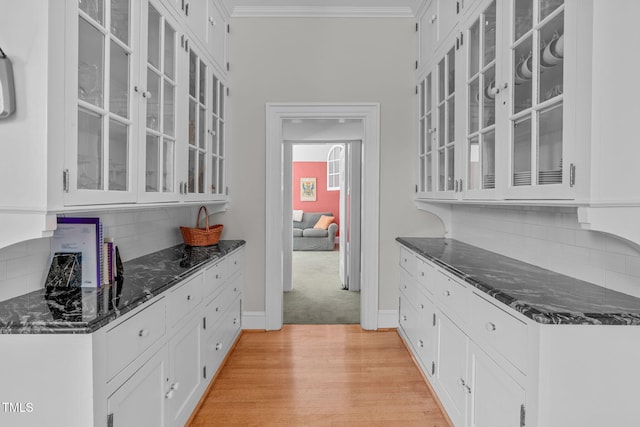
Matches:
[[292, 161, 340, 232]]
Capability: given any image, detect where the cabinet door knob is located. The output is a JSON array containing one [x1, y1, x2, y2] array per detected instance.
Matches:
[[215, 342, 222, 351], [486, 322, 497, 331], [165, 389, 174, 399], [443, 290, 451, 297], [209, 17, 215, 25], [418, 339, 424, 347], [430, 14, 437, 23], [457, 378, 466, 387], [187, 294, 191, 301], [138, 329, 149, 337]]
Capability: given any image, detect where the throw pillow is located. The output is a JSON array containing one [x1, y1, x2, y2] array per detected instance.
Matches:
[[313, 215, 335, 230], [293, 210, 304, 222]]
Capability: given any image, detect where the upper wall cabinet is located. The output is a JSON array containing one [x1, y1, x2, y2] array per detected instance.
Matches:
[[417, 0, 576, 202], [0, 0, 230, 250]]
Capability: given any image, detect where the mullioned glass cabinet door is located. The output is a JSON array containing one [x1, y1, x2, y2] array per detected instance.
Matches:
[[139, 1, 179, 203], [510, 0, 565, 190], [465, 0, 498, 196], [69, 0, 138, 205]]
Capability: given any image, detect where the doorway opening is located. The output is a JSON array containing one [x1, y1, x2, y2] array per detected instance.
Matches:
[[265, 103, 380, 331], [284, 140, 362, 324]]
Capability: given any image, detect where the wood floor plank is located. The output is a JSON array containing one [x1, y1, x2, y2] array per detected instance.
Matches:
[[188, 325, 450, 427]]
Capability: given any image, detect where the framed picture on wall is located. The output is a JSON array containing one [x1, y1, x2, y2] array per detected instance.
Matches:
[[300, 177, 316, 201]]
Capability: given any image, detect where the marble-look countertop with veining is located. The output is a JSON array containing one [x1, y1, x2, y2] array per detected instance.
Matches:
[[0, 240, 246, 334], [397, 237, 640, 325]]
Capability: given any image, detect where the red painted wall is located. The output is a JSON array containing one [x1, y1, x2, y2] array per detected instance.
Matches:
[[292, 162, 340, 231]]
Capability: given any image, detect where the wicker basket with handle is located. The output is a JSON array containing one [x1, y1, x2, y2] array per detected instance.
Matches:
[[180, 206, 223, 247]]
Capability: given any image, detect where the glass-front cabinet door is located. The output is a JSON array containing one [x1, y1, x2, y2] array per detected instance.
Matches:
[[417, 72, 434, 196], [138, 1, 179, 203], [183, 46, 210, 200], [209, 72, 226, 198], [465, 0, 499, 198], [67, 0, 138, 205], [436, 45, 458, 198], [507, 0, 567, 197]]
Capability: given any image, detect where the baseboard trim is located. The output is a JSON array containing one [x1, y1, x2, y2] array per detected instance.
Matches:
[[242, 311, 267, 330], [377, 309, 399, 329]]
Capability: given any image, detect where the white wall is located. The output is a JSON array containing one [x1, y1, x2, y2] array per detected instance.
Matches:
[[450, 205, 640, 298], [0, 206, 202, 302], [292, 143, 334, 162], [212, 17, 444, 315]]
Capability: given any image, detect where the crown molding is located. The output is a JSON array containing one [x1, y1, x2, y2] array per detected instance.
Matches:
[[230, 6, 415, 18]]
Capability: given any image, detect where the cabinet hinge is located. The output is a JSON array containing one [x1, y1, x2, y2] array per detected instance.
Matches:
[[569, 163, 576, 187], [431, 361, 435, 375], [226, 62, 230, 71], [520, 404, 526, 427], [459, 32, 463, 46], [415, 184, 418, 193], [203, 316, 206, 330], [203, 366, 207, 379], [456, 1, 460, 14], [415, 60, 418, 70], [225, 186, 229, 196], [415, 85, 418, 95], [63, 169, 70, 193], [181, 34, 184, 48], [432, 313, 436, 326], [185, 2, 189, 16], [227, 24, 230, 33], [415, 22, 419, 32], [226, 87, 230, 97], [181, 0, 185, 11], [107, 413, 114, 427]]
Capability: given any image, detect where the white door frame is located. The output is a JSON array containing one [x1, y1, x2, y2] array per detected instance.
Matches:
[[265, 103, 380, 330]]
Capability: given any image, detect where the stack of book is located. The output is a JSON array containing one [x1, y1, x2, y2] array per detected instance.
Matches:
[[46, 217, 119, 288]]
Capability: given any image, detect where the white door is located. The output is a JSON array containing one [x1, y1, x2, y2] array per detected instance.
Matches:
[[107, 346, 169, 427], [339, 141, 361, 292]]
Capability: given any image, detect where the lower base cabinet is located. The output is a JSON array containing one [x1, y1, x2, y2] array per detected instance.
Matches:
[[168, 316, 204, 427], [0, 247, 244, 427], [436, 314, 469, 427], [398, 243, 640, 427], [468, 342, 525, 427], [107, 347, 170, 427]]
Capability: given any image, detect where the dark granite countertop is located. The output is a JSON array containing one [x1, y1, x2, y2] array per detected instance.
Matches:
[[397, 237, 640, 325], [0, 240, 246, 334]]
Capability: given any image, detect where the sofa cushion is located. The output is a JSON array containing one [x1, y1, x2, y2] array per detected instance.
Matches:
[[302, 228, 328, 238], [294, 212, 334, 230], [293, 228, 304, 237], [313, 215, 335, 230]]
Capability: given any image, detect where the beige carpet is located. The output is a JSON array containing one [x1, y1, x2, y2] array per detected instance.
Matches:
[[284, 249, 360, 324]]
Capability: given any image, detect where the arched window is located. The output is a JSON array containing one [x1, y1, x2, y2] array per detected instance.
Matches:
[[327, 145, 343, 191]]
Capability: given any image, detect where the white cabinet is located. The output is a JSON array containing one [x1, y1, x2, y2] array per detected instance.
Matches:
[[416, 0, 578, 202], [0, 0, 231, 251], [167, 315, 203, 426], [205, 0, 228, 73], [138, 0, 182, 203], [467, 342, 525, 427], [65, 0, 140, 205], [0, 246, 245, 427], [397, 242, 640, 426], [107, 346, 170, 427], [436, 313, 468, 427]]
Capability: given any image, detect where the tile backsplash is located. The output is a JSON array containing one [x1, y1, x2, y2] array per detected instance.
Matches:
[[0, 206, 202, 302], [450, 205, 640, 298]]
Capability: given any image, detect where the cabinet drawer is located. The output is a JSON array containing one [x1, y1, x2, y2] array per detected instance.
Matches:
[[434, 269, 470, 325], [106, 299, 166, 380], [416, 257, 437, 295], [471, 292, 528, 373], [399, 246, 418, 277], [203, 281, 240, 334], [204, 260, 226, 299], [167, 273, 203, 327], [399, 268, 421, 307], [227, 248, 244, 278]]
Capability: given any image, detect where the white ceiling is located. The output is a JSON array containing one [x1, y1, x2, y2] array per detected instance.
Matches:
[[222, 0, 424, 17]]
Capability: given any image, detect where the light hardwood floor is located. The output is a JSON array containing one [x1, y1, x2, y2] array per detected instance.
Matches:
[[188, 325, 450, 426]]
